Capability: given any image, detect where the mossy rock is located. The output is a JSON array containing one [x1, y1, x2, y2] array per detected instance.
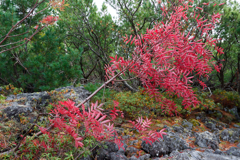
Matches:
[[189, 119, 200, 127], [228, 130, 234, 136]]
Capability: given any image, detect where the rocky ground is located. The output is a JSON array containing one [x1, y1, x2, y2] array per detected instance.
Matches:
[[1, 86, 240, 160], [86, 115, 240, 160]]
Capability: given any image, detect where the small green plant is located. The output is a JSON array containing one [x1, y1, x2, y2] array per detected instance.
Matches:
[[0, 84, 23, 96], [0, 95, 6, 105]]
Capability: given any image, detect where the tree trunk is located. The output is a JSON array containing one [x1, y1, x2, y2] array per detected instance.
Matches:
[[220, 69, 224, 88]]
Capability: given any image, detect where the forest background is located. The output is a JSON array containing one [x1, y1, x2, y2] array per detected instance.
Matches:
[[1, 0, 240, 93]]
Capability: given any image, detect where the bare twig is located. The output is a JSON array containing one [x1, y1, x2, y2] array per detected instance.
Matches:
[[76, 68, 128, 108], [207, 87, 212, 97], [114, 75, 139, 82]]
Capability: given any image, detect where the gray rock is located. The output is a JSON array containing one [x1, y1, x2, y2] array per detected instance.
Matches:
[[229, 107, 240, 121], [94, 148, 110, 160], [237, 142, 240, 148], [129, 156, 138, 160], [204, 149, 214, 153], [138, 154, 151, 160], [163, 125, 172, 132], [194, 131, 219, 150], [205, 122, 216, 131], [109, 152, 128, 160], [159, 149, 240, 160], [173, 124, 184, 133], [1, 86, 91, 121], [2, 104, 33, 122], [128, 154, 151, 160], [54, 86, 91, 105], [234, 124, 240, 128], [226, 147, 240, 157], [220, 128, 240, 143], [214, 149, 226, 155], [129, 140, 139, 145], [125, 147, 139, 157], [142, 137, 168, 157], [141, 132, 190, 157], [195, 112, 206, 121], [118, 143, 128, 154], [182, 119, 193, 131], [105, 141, 119, 153]]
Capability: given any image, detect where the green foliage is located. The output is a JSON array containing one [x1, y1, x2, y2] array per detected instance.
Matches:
[[0, 26, 83, 92], [82, 83, 114, 102], [192, 89, 217, 111], [104, 87, 221, 119], [60, 0, 118, 80], [0, 95, 6, 105], [212, 89, 240, 107], [211, 0, 240, 87], [105, 88, 161, 119], [0, 0, 83, 92], [158, 88, 217, 115]]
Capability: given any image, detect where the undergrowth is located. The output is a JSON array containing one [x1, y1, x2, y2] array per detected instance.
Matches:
[[1, 84, 240, 159]]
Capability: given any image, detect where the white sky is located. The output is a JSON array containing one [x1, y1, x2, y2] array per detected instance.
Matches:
[[93, 0, 118, 19], [93, 0, 240, 19]]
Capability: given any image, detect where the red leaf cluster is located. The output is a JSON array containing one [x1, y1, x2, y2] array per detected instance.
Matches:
[[41, 100, 115, 148], [106, 0, 224, 115], [37, 100, 168, 151]]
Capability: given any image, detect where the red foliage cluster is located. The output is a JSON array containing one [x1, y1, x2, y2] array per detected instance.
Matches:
[[45, 100, 115, 148], [36, 100, 166, 151], [129, 116, 167, 145], [106, 0, 224, 116]]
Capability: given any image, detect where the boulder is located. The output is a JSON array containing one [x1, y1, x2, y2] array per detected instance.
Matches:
[[159, 149, 240, 160], [182, 119, 193, 131], [141, 131, 190, 157], [220, 128, 240, 143], [194, 131, 219, 150], [0, 86, 91, 121], [226, 147, 240, 157]]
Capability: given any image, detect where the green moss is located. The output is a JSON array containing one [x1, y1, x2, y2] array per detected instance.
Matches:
[[189, 119, 200, 126], [228, 130, 234, 136]]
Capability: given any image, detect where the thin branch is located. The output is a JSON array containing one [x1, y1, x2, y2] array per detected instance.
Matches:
[[0, 25, 46, 54], [0, 0, 40, 45], [0, 39, 25, 48], [76, 67, 130, 108], [8, 31, 29, 38], [114, 75, 139, 82]]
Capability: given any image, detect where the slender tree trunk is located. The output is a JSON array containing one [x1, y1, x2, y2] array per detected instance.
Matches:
[[238, 53, 240, 94]]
